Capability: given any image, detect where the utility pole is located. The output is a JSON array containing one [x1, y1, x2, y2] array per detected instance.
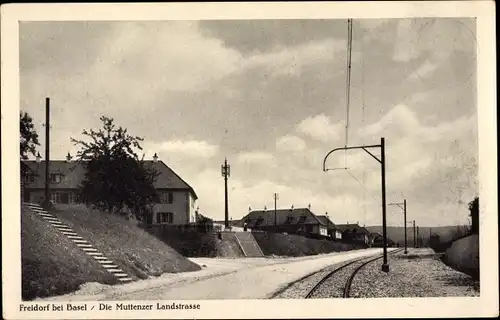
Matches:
[[323, 137, 389, 272], [273, 193, 279, 226], [416, 226, 420, 248], [221, 158, 231, 229], [429, 227, 432, 246], [44, 97, 50, 209], [413, 220, 416, 248], [388, 199, 408, 254]]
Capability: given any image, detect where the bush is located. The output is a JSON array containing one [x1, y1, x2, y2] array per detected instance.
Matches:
[[146, 225, 218, 257]]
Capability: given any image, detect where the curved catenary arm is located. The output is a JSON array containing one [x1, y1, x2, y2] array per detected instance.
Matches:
[[322, 144, 381, 172]]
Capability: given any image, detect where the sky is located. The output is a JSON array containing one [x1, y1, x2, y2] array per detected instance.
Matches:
[[19, 18, 478, 227]]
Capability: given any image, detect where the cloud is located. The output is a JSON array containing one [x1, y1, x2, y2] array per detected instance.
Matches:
[[392, 20, 421, 62], [237, 151, 275, 165], [392, 19, 476, 63], [18, 19, 478, 227], [149, 140, 219, 159], [276, 135, 307, 152], [407, 60, 438, 81], [297, 113, 344, 142], [191, 168, 366, 224], [241, 39, 346, 78]]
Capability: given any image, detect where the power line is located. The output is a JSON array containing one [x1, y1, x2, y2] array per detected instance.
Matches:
[[344, 18, 353, 168]]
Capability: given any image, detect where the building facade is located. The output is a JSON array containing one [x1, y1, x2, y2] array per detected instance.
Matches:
[[317, 215, 343, 240], [21, 159, 198, 225], [235, 207, 328, 238], [336, 223, 372, 246]]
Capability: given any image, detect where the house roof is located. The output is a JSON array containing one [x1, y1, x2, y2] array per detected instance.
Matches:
[[235, 208, 327, 228], [214, 220, 241, 226], [336, 223, 371, 235], [316, 215, 339, 231], [21, 160, 197, 199]]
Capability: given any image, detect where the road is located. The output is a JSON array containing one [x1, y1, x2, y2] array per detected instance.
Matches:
[[38, 248, 395, 301]]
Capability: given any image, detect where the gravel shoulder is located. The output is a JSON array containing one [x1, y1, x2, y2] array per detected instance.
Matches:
[[349, 248, 480, 298]]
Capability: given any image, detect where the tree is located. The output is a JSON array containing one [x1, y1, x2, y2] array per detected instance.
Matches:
[[71, 116, 159, 217], [20, 111, 40, 160], [468, 196, 479, 234]]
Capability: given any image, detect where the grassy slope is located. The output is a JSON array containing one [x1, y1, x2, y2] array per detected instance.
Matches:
[[252, 232, 362, 257], [53, 205, 201, 280], [218, 232, 245, 258], [366, 225, 466, 246], [21, 206, 117, 300]]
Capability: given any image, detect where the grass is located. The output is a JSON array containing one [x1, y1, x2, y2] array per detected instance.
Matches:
[[52, 204, 201, 281], [146, 227, 246, 258], [21, 205, 117, 300], [252, 232, 364, 257]]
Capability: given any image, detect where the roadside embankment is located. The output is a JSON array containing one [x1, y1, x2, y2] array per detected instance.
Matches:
[[21, 206, 116, 300], [442, 234, 479, 280], [252, 232, 365, 257]]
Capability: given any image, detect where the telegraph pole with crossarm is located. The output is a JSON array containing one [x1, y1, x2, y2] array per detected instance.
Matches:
[[221, 158, 231, 229]]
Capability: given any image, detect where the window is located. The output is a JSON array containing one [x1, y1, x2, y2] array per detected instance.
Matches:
[[298, 216, 307, 224], [284, 216, 294, 224], [50, 193, 61, 204], [60, 193, 69, 204], [50, 173, 63, 183], [255, 217, 264, 226], [159, 192, 174, 204], [157, 212, 173, 224], [22, 174, 35, 183]]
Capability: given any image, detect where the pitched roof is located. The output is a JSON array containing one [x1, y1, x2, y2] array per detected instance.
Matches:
[[336, 223, 371, 235], [316, 215, 339, 230], [214, 220, 241, 226], [21, 160, 197, 199], [235, 208, 327, 228]]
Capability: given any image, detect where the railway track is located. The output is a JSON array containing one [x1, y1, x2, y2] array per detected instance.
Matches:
[[305, 248, 404, 299]]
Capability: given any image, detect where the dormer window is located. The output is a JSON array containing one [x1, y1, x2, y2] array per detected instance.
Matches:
[[22, 174, 35, 183], [50, 173, 63, 183], [255, 217, 265, 226], [298, 215, 307, 224], [284, 216, 294, 224]]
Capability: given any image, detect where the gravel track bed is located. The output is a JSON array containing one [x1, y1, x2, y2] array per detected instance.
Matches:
[[349, 248, 479, 298], [272, 265, 340, 299], [273, 254, 385, 299]]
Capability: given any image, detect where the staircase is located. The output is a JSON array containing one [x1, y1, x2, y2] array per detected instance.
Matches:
[[234, 232, 264, 257], [24, 203, 133, 283]]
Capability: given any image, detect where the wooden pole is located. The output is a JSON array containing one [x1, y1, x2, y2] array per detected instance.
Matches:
[[44, 97, 50, 209]]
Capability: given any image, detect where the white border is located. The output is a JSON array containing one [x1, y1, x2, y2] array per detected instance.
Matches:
[[1, 2, 497, 319]]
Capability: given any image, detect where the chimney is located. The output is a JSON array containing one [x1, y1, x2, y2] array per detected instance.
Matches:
[[36, 152, 42, 163], [291, 205, 294, 211], [153, 152, 159, 163], [66, 152, 72, 162], [264, 206, 267, 211]]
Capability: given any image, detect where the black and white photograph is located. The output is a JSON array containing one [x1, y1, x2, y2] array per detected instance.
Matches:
[[2, 2, 497, 319]]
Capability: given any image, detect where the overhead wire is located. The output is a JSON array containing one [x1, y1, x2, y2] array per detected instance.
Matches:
[[344, 18, 353, 169]]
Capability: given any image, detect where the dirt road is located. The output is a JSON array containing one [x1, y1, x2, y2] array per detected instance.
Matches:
[[38, 248, 394, 301]]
